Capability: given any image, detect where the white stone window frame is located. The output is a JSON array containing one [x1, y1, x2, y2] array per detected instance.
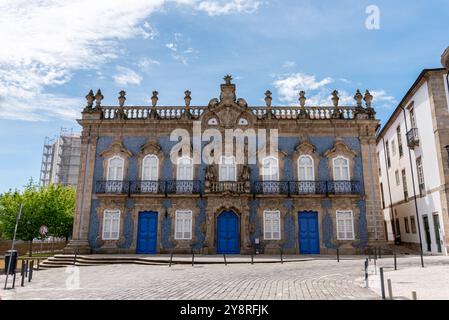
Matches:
[[219, 156, 237, 182], [395, 170, 400, 186], [177, 156, 194, 181], [262, 156, 279, 181], [142, 154, 159, 181], [332, 156, 350, 181], [107, 155, 125, 181], [102, 209, 121, 240], [298, 155, 315, 181], [263, 210, 281, 240], [336, 210, 355, 241], [175, 210, 193, 240]]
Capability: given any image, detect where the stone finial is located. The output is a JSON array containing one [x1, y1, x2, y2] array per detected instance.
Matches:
[[184, 90, 192, 108], [299, 91, 306, 108], [264, 90, 272, 109], [85, 89, 94, 108], [331, 90, 339, 107], [118, 90, 126, 107], [151, 91, 158, 107], [94, 89, 104, 108], [354, 89, 363, 108], [224, 74, 233, 85], [364, 90, 373, 108]]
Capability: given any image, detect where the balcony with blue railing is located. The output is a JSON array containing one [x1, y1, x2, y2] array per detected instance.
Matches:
[[253, 180, 361, 196], [95, 180, 203, 196]]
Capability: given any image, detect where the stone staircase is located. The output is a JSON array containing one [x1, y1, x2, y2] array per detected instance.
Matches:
[[39, 254, 169, 269]]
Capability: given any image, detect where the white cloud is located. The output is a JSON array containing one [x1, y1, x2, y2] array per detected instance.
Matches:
[[113, 66, 143, 87], [0, 0, 260, 121], [273, 72, 395, 108], [282, 61, 296, 68], [196, 0, 260, 16], [138, 57, 160, 71], [273, 73, 333, 103], [166, 43, 178, 51]]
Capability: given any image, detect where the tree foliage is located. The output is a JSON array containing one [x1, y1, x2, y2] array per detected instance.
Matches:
[[0, 179, 75, 242]]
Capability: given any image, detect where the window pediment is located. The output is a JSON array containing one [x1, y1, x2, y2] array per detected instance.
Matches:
[[323, 139, 357, 160], [100, 139, 133, 159]]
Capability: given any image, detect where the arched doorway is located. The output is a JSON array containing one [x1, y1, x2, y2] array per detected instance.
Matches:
[[217, 211, 239, 254]]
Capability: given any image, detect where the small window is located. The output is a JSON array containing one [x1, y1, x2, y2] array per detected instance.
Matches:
[[262, 157, 279, 181], [336, 210, 354, 240], [397, 126, 404, 158], [175, 210, 192, 240], [377, 152, 381, 176], [391, 139, 396, 157], [298, 155, 314, 181], [177, 156, 193, 180], [404, 217, 410, 233], [219, 156, 236, 182], [208, 118, 218, 125], [238, 118, 249, 125], [395, 170, 400, 186], [416, 157, 425, 196], [410, 216, 417, 234], [107, 156, 124, 181], [142, 155, 158, 181], [385, 141, 391, 168], [333, 156, 350, 181], [402, 169, 408, 200], [102, 210, 120, 240], [264, 210, 281, 240]]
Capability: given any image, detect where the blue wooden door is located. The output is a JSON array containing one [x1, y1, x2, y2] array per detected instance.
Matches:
[[298, 211, 320, 254], [136, 211, 158, 254], [217, 211, 239, 254]]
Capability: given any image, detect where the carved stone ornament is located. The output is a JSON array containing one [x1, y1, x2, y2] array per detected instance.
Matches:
[[151, 91, 158, 107], [85, 89, 95, 110], [94, 89, 104, 109]]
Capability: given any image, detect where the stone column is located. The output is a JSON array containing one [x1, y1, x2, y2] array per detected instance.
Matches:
[[64, 121, 99, 254], [360, 134, 386, 244]]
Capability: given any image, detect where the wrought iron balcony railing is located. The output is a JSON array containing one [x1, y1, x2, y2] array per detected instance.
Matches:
[[95, 180, 202, 195], [209, 181, 247, 193], [253, 180, 361, 196], [406, 128, 420, 149]]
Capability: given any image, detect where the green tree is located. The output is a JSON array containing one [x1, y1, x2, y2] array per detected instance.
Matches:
[[0, 179, 75, 256]]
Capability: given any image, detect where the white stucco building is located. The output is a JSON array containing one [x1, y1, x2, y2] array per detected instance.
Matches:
[[376, 47, 449, 255]]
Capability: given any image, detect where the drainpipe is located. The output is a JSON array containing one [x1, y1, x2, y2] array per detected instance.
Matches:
[[401, 106, 425, 267], [381, 137, 396, 240]]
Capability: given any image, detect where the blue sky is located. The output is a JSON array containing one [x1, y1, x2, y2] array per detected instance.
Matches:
[[1, 0, 448, 193]]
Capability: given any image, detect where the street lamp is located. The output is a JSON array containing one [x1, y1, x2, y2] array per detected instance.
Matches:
[[401, 106, 425, 268]]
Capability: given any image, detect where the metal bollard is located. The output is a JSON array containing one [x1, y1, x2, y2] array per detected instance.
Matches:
[[364, 258, 369, 288], [412, 291, 417, 300], [387, 279, 393, 300], [223, 254, 227, 266], [191, 249, 195, 267], [25, 260, 29, 278], [380, 267, 386, 300], [251, 253, 254, 265], [169, 250, 174, 267], [374, 247, 378, 260], [337, 248, 340, 262], [11, 273, 16, 289], [28, 260, 34, 282], [394, 252, 397, 271], [280, 249, 283, 264], [37, 258, 40, 271], [21, 260, 25, 277]]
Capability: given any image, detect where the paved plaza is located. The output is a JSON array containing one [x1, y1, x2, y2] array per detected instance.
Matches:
[[1, 255, 448, 300]]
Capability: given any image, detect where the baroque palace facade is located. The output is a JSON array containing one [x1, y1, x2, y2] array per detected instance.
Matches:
[[65, 76, 385, 255]]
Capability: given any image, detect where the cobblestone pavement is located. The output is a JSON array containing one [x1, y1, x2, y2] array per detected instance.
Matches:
[[2, 255, 447, 300], [0, 259, 379, 300]]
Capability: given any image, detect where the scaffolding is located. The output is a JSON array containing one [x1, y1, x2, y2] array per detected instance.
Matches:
[[39, 137, 55, 187], [39, 128, 81, 187]]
